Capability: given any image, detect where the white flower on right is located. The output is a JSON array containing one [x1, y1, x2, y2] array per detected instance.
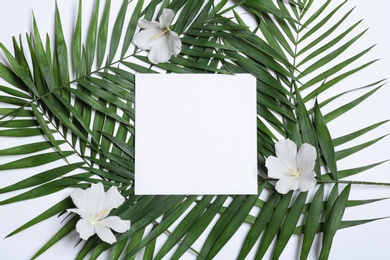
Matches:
[[133, 8, 182, 64], [265, 139, 317, 194]]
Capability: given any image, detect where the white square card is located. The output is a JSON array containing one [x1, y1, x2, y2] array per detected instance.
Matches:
[[135, 74, 257, 195]]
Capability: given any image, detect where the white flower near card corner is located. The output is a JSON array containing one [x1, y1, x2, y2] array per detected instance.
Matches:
[[133, 8, 182, 64], [67, 182, 130, 244], [266, 139, 317, 194]]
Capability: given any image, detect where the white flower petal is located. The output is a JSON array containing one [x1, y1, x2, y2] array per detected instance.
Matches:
[[298, 172, 317, 192], [101, 186, 125, 213], [95, 224, 117, 244], [148, 35, 172, 64], [75, 219, 96, 241], [68, 182, 131, 243], [86, 183, 105, 217], [133, 28, 164, 51], [67, 208, 89, 220], [168, 31, 182, 56], [275, 139, 298, 170], [297, 143, 317, 174], [99, 216, 130, 233], [70, 188, 88, 211], [265, 156, 291, 179], [275, 177, 299, 194], [159, 9, 175, 28], [138, 18, 160, 29]]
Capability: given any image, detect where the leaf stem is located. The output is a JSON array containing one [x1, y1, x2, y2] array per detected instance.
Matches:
[[152, 220, 200, 256], [317, 179, 390, 187], [1, 50, 143, 119], [266, 178, 390, 187]]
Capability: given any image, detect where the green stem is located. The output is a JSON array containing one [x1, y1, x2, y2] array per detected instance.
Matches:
[[152, 221, 200, 256], [267, 177, 390, 187], [317, 179, 390, 187], [0, 50, 144, 167], [0, 50, 143, 122]]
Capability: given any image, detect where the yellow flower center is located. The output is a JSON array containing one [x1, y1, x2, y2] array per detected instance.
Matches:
[[91, 209, 109, 224], [152, 28, 169, 40], [290, 169, 301, 178]]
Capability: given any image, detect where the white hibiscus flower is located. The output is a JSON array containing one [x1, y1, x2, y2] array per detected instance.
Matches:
[[67, 183, 130, 244], [266, 139, 317, 194], [133, 8, 182, 64]]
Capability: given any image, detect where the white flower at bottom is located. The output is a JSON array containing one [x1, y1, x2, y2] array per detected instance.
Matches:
[[133, 8, 182, 64], [265, 139, 317, 194], [67, 183, 130, 244]]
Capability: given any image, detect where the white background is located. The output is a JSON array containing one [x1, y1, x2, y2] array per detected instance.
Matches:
[[0, 1, 390, 259]]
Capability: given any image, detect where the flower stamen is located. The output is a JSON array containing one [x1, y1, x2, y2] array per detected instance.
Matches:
[[152, 28, 169, 40], [91, 209, 109, 224], [290, 168, 301, 178]]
